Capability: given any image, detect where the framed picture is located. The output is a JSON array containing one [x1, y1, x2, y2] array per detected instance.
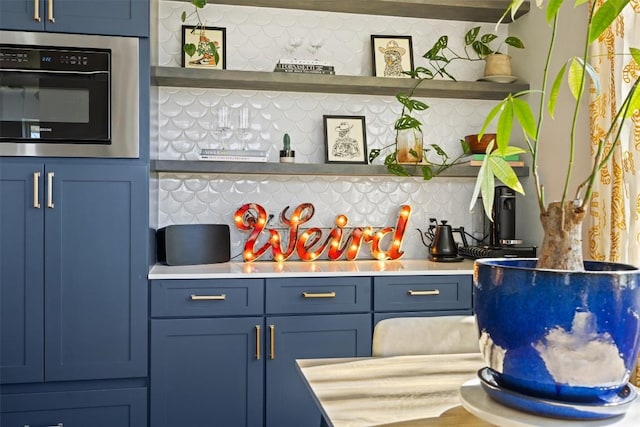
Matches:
[[371, 35, 414, 78], [323, 115, 368, 164], [181, 25, 226, 69]]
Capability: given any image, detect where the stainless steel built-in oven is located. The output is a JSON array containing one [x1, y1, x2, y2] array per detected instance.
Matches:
[[0, 31, 139, 158]]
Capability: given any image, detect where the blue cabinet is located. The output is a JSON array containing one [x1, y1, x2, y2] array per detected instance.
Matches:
[[265, 314, 372, 427], [148, 273, 473, 426], [1, 388, 147, 426], [264, 277, 372, 427], [0, 161, 44, 383], [0, 160, 148, 384], [0, 0, 149, 36], [151, 317, 264, 427], [373, 275, 473, 323], [149, 277, 372, 427], [150, 279, 265, 427]]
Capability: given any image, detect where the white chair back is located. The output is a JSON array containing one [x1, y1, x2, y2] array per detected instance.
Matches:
[[372, 315, 480, 357]]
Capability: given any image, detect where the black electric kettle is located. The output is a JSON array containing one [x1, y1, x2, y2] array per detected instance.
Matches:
[[419, 220, 464, 262]]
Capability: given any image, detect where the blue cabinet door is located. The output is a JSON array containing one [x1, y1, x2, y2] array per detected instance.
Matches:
[[0, 0, 43, 32], [265, 314, 372, 427], [43, 162, 148, 381], [1, 387, 147, 426], [151, 317, 265, 427], [0, 0, 148, 36], [0, 162, 45, 384]]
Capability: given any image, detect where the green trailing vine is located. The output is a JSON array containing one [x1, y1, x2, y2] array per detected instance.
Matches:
[[181, 0, 220, 65], [369, 28, 523, 179]]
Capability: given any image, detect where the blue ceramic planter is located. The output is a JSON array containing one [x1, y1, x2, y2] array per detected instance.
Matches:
[[474, 258, 640, 403]]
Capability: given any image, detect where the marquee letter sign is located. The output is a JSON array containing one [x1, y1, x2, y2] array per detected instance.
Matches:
[[233, 203, 411, 262]]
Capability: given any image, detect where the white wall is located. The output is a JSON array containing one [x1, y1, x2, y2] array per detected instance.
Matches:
[[152, 1, 583, 260], [510, 2, 591, 250]]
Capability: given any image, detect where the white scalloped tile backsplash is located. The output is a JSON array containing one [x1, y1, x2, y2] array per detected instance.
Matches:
[[154, 2, 503, 260]]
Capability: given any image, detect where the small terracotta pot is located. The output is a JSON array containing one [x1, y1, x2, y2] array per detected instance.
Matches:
[[465, 133, 497, 154]]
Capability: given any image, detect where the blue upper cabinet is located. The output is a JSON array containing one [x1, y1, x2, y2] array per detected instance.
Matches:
[[0, 0, 149, 36], [0, 160, 148, 384]]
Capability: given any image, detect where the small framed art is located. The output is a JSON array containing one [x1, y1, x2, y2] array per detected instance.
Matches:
[[323, 115, 368, 164], [371, 35, 414, 78], [182, 25, 226, 69]]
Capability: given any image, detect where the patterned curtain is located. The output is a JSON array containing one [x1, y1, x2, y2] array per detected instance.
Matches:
[[587, 1, 640, 267]]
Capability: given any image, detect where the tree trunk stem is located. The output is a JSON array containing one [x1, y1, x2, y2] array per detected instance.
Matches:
[[536, 201, 585, 270]]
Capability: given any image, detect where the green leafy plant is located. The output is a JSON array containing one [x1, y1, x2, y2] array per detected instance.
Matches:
[[423, 26, 524, 81], [181, 0, 220, 65], [472, 0, 640, 270], [370, 26, 524, 178], [369, 75, 472, 180]]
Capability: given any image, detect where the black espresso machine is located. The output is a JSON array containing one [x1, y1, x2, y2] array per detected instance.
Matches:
[[457, 186, 537, 259]]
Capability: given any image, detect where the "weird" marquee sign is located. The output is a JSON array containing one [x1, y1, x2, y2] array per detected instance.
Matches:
[[233, 203, 411, 262]]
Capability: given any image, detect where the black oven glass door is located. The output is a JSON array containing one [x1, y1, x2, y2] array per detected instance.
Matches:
[[0, 46, 110, 143]]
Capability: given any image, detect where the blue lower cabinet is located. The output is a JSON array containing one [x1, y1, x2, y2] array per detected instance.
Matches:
[[44, 162, 148, 381], [1, 161, 148, 384], [374, 275, 473, 313], [0, 162, 44, 384], [150, 317, 264, 427], [0, 388, 147, 426], [265, 314, 372, 427]]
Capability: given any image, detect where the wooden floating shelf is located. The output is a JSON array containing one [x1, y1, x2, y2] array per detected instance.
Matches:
[[152, 67, 529, 101], [198, 0, 530, 23], [151, 160, 530, 178]]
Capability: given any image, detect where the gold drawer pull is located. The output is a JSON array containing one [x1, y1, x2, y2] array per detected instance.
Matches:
[[408, 289, 440, 296], [302, 291, 336, 298], [47, 171, 54, 208], [47, 0, 54, 22], [190, 294, 226, 301], [269, 325, 275, 360], [255, 325, 261, 360], [33, 172, 41, 208], [33, 0, 41, 21]]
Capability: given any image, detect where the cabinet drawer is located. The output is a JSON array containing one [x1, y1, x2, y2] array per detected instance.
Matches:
[[1, 387, 147, 427], [151, 279, 264, 318], [374, 275, 472, 312], [266, 277, 371, 314]]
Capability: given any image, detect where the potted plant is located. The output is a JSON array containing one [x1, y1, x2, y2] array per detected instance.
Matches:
[[422, 25, 524, 80], [369, 27, 524, 179], [468, 0, 640, 415], [379, 0, 640, 417]]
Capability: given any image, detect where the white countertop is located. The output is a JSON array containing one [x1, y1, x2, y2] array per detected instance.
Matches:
[[148, 259, 475, 279]]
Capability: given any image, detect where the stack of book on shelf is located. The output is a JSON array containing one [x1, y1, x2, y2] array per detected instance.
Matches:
[[274, 59, 335, 75], [467, 153, 524, 167], [199, 148, 268, 162]]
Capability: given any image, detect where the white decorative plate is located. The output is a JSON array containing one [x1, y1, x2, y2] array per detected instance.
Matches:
[[460, 377, 640, 427]]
